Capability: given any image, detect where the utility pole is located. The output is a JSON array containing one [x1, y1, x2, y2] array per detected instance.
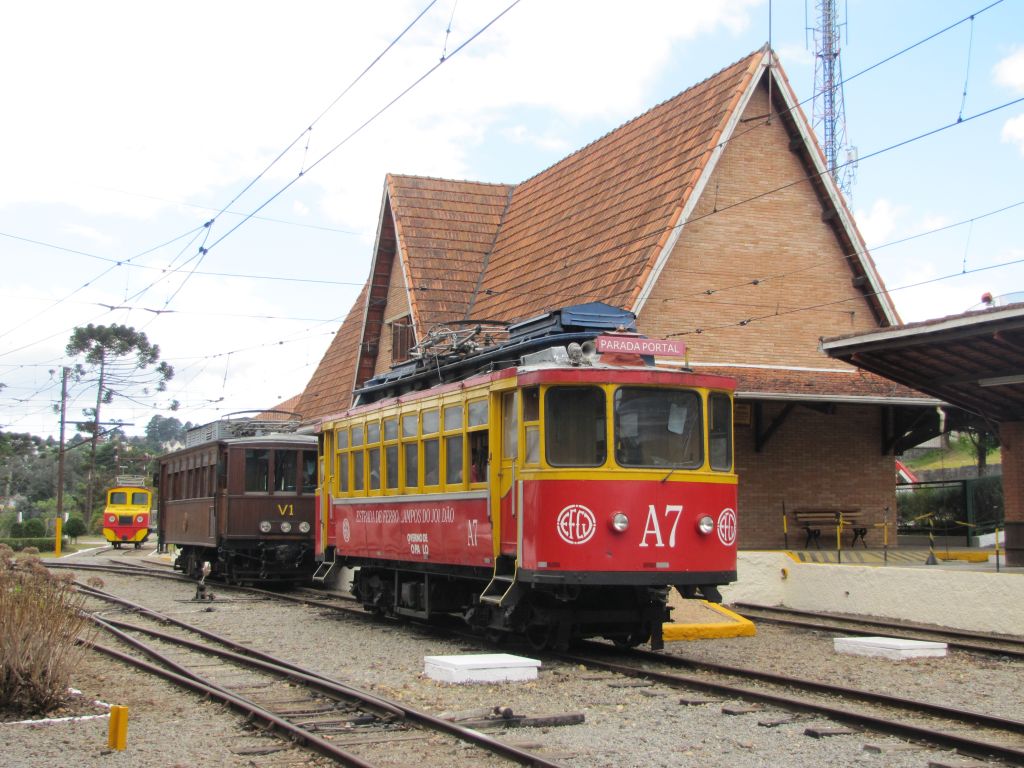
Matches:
[[56, 366, 69, 520]]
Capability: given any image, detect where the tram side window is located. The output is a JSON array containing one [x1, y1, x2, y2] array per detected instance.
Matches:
[[384, 417, 399, 490], [709, 392, 733, 471], [614, 388, 702, 469], [444, 405, 464, 486], [335, 427, 349, 493], [423, 409, 440, 487], [245, 449, 270, 492], [423, 439, 440, 487], [546, 386, 606, 467], [402, 413, 418, 488], [501, 392, 518, 459], [302, 451, 317, 492], [468, 398, 488, 484], [275, 450, 298, 492], [352, 425, 364, 493], [368, 447, 381, 491], [523, 387, 540, 464]]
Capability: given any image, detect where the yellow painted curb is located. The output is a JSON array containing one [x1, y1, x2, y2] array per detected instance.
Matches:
[[937, 551, 991, 563], [663, 601, 757, 641]]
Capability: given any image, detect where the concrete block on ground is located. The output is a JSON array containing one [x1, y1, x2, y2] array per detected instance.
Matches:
[[833, 636, 947, 660], [424, 653, 541, 684]]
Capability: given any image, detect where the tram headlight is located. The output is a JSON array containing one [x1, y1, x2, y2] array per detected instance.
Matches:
[[259, 521, 272, 533], [136, 515, 144, 524], [298, 521, 311, 533], [609, 512, 629, 533], [280, 521, 292, 533], [697, 515, 715, 535], [107, 515, 116, 524]]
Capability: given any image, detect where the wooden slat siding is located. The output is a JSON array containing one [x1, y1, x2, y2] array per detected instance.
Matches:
[[355, 204, 398, 388]]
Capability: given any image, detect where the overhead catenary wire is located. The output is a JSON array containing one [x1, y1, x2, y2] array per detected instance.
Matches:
[[2, 0, 1018, 431]]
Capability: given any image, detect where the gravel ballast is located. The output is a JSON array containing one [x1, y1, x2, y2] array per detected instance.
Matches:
[[6, 554, 1022, 768]]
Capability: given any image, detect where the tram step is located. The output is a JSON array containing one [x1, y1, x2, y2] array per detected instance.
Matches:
[[311, 558, 335, 584]]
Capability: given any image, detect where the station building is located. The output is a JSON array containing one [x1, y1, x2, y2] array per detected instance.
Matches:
[[294, 47, 937, 550]]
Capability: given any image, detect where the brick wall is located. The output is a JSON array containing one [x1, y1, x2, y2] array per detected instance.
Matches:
[[735, 402, 895, 548], [639, 80, 897, 549], [639, 82, 882, 362]]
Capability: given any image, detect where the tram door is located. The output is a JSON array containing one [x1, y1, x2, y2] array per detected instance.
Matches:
[[494, 390, 519, 558]]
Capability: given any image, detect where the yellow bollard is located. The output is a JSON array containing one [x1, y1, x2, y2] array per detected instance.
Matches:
[[107, 705, 128, 750], [54, 517, 62, 557]]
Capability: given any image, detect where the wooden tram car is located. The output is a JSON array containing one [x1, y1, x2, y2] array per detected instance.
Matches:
[[314, 303, 738, 649], [157, 414, 318, 584], [101, 475, 153, 549]]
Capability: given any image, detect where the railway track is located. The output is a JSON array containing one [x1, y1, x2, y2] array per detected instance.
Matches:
[[730, 602, 1024, 659], [78, 582, 564, 768], [561, 642, 1024, 765], [51, 555, 1024, 765]]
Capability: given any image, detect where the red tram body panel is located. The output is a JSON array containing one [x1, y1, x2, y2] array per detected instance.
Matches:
[[315, 303, 738, 649]]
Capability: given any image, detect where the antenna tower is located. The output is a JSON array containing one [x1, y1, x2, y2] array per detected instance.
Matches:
[[810, 0, 855, 195]]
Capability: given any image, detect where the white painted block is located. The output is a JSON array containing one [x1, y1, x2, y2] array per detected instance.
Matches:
[[833, 636, 947, 660], [424, 653, 541, 683]]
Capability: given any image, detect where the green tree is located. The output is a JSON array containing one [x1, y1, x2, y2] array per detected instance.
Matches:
[[64, 517, 87, 542], [22, 518, 45, 537], [143, 415, 190, 452], [65, 324, 175, 526]]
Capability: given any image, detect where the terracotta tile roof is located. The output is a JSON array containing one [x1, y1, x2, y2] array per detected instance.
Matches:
[[692, 365, 936, 403], [297, 283, 368, 422], [471, 49, 765, 322], [257, 394, 303, 420], [386, 174, 514, 331]]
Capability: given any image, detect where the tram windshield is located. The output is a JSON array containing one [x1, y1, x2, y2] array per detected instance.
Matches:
[[614, 387, 702, 469]]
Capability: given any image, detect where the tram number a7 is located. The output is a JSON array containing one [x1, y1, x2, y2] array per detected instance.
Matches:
[[639, 504, 682, 548]]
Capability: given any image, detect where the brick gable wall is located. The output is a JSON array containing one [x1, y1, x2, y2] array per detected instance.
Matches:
[[638, 82, 881, 363]]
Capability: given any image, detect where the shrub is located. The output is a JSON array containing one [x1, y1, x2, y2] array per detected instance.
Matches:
[[0, 556, 94, 717], [8, 522, 24, 538], [64, 517, 87, 542], [0, 538, 58, 553], [22, 518, 46, 537]]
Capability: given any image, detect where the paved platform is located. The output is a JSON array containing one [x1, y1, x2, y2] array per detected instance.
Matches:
[[783, 547, 1019, 571], [723, 550, 1024, 636]]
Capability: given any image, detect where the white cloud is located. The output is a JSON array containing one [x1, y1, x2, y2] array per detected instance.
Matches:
[[1002, 114, 1024, 156], [855, 198, 908, 246], [994, 48, 1024, 91]]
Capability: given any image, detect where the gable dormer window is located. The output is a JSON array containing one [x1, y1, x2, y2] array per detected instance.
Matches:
[[391, 316, 414, 364]]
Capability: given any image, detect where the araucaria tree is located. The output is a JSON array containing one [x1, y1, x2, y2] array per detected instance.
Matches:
[[66, 324, 175, 524]]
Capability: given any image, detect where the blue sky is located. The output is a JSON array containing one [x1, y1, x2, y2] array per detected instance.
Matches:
[[1, 0, 1022, 439]]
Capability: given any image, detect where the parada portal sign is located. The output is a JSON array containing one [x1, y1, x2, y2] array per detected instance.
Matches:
[[596, 335, 686, 357]]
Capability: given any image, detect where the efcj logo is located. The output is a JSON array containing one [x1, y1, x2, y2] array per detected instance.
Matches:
[[342, 518, 351, 543], [717, 508, 737, 547], [557, 504, 596, 545]]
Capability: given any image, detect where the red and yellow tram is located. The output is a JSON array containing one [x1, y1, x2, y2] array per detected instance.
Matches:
[[314, 303, 737, 649], [101, 476, 153, 549]]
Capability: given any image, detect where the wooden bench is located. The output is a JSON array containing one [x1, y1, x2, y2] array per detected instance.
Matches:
[[791, 508, 868, 549]]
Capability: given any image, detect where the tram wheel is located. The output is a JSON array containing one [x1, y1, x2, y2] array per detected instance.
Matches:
[[524, 622, 555, 651]]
